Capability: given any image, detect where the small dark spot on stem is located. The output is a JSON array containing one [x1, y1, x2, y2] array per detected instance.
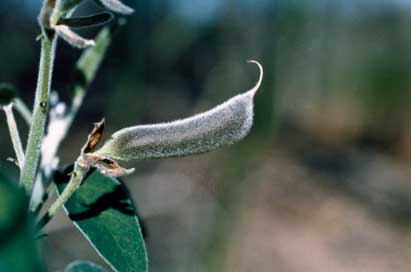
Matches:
[[40, 101, 48, 113]]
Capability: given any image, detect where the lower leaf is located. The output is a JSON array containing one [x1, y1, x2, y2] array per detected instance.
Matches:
[[54, 166, 148, 272]]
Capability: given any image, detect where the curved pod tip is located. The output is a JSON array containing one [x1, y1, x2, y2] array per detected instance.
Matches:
[[246, 60, 264, 96]]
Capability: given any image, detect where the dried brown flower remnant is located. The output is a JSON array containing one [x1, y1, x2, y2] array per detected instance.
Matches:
[[81, 118, 105, 154]]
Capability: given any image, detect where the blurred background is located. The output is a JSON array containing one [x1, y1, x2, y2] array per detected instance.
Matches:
[[2, 0, 411, 271]]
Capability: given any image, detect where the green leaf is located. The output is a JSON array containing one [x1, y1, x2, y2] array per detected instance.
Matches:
[[69, 26, 112, 99], [64, 260, 108, 272], [54, 167, 148, 272], [0, 161, 44, 272]]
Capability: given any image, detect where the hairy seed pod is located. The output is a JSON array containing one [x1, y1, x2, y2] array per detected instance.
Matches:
[[95, 61, 263, 161]]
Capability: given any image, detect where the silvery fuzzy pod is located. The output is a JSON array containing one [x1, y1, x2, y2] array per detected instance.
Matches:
[[95, 61, 263, 161]]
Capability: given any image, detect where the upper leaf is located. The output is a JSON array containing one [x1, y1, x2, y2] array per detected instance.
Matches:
[[57, 12, 114, 29], [95, 61, 263, 161], [64, 260, 108, 272], [54, 166, 148, 272], [51, 0, 131, 48]]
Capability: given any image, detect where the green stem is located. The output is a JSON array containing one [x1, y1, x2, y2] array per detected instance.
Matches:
[[3, 104, 25, 168], [30, 28, 112, 211], [36, 161, 88, 229], [20, 32, 57, 193]]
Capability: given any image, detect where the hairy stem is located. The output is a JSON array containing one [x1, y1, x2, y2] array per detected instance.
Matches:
[[37, 161, 88, 229], [3, 105, 25, 168], [30, 28, 112, 210], [20, 32, 57, 193]]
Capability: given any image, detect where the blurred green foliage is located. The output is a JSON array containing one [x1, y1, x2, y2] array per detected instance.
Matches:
[[0, 161, 44, 272]]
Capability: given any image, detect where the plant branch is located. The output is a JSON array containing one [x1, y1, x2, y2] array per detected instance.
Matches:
[[14, 98, 32, 125], [36, 160, 88, 229], [20, 31, 57, 193], [37, 118, 107, 227], [3, 104, 25, 168]]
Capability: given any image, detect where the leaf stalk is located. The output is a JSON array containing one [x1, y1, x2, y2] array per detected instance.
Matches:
[[37, 159, 88, 229], [3, 104, 25, 168]]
